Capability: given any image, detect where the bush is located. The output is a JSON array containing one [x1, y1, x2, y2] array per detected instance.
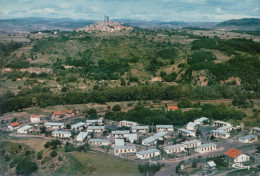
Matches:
[[50, 150, 57, 157], [37, 152, 43, 160], [16, 157, 38, 175], [112, 104, 121, 111]]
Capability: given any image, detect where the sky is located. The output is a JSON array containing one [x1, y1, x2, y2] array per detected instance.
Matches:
[[0, 0, 259, 22]]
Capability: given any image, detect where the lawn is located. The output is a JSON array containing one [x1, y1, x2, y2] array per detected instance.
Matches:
[[71, 151, 141, 176]]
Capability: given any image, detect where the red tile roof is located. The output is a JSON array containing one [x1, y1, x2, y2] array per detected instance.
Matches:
[[66, 110, 73, 114], [168, 106, 178, 110], [10, 122, 20, 127], [224, 148, 242, 159], [53, 111, 62, 115], [30, 114, 40, 118]]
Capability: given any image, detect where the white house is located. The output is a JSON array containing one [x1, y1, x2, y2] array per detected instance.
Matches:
[[212, 121, 232, 127], [142, 136, 158, 146], [195, 143, 217, 153], [131, 126, 149, 133], [238, 134, 258, 143], [156, 125, 174, 132], [119, 120, 138, 127], [127, 133, 137, 143], [182, 140, 201, 148], [194, 117, 208, 125], [163, 144, 185, 154], [224, 148, 250, 163], [186, 122, 198, 131], [30, 115, 41, 123], [136, 148, 160, 160], [217, 126, 233, 132], [204, 161, 216, 171], [252, 127, 260, 134], [87, 126, 105, 133], [44, 122, 64, 129], [114, 145, 136, 155], [77, 132, 89, 142], [8, 122, 20, 131], [88, 139, 110, 146], [17, 125, 33, 134], [86, 119, 103, 126], [111, 130, 130, 138], [115, 139, 125, 146], [211, 130, 230, 139], [71, 122, 87, 131], [153, 131, 168, 140], [178, 129, 196, 137], [52, 131, 71, 138]]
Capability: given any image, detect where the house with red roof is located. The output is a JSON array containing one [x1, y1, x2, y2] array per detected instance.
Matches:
[[30, 114, 41, 123], [8, 122, 20, 131], [167, 106, 178, 111], [224, 148, 250, 163], [65, 110, 74, 118], [52, 111, 63, 120]]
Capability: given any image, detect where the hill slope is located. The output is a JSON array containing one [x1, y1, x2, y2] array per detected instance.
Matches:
[[215, 18, 260, 30]]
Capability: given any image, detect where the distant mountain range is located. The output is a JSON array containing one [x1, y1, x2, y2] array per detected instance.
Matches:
[[0, 17, 259, 33]]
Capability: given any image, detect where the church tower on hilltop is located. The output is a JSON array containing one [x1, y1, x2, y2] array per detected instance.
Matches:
[[104, 15, 109, 23]]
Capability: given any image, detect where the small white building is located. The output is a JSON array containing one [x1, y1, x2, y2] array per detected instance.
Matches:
[[88, 139, 110, 146], [30, 115, 41, 123], [127, 133, 137, 143], [119, 120, 138, 127], [252, 127, 260, 134], [224, 148, 250, 163], [142, 136, 158, 146], [17, 125, 33, 134], [212, 121, 232, 127], [194, 117, 209, 125], [178, 128, 196, 137], [238, 134, 258, 143], [71, 122, 87, 131], [186, 122, 198, 131], [76, 132, 89, 142], [114, 145, 136, 155], [211, 130, 230, 139], [156, 125, 174, 132], [153, 131, 168, 140], [86, 119, 103, 126], [115, 139, 125, 146], [52, 130, 71, 138], [163, 144, 185, 154], [217, 126, 233, 132], [131, 126, 149, 133], [44, 122, 64, 129], [111, 130, 130, 138], [204, 161, 216, 171], [182, 140, 201, 148], [8, 122, 20, 131], [87, 126, 105, 133], [136, 148, 160, 160], [195, 143, 217, 153]]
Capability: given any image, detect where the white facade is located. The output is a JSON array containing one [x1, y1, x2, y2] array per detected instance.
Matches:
[[252, 127, 260, 134], [182, 140, 201, 148], [87, 126, 105, 133], [211, 130, 230, 139], [114, 145, 136, 155], [163, 144, 185, 154], [131, 126, 149, 133], [86, 119, 103, 125], [136, 148, 160, 160], [195, 143, 217, 153], [30, 115, 41, 123], [52, 131, 71, 138], [17, 125, 33, 134], [77, 132, 89, 142], [88, 139, 110, 146], [119, 120, 138, 127], [111, 130, 130, 138], [156, 125, 174, 132], [217, 126, 232, 132], [44, 122, 64, 129], [178, 129, 196, 137], [212, 121, 232, 127], [238, 134, 258, 143]]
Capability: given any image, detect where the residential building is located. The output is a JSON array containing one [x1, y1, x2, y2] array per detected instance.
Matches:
[[44, 122, 64, 129], [156, 125, 174, 132], [136, 148, 160, 159], [195, 143, 217, 153], [163, 144, 185, 154], [111, 130, 130, 138], [224, 148, 250, 163], [65, 110, 74, 118], [211, 130, 230, 139], [238, 134, 258, 143], [71, 122, 87, 131], [186, 122, 198, 131], [182, 140, 201, 148], [17, 125, 33, 134], [167, 106, 178, 111], [118, 120, 138, 127], [252, 127, 260, 134], [178, 129, 196, 137], [52, 131, 71, 138], [217, 126, 233, 132], [153, 131, 168, 140], [131, 126, 149, 133], [77, 132, 88, 142], [87, 126, 104, 133], [142, 136, 158, 146], [194, 117, 208, 125], [52, 111, 63, 119], [86, 119, 103, 126], [127, 133, 137, 143], [115, 139, 124, 146], [8, 122, 20, 131], [204, 161, 216, 171], [114, 145, 136, 155], [30, 115, 41, 123], [212, 121, 232, 127], [88, 139, 110, 146]]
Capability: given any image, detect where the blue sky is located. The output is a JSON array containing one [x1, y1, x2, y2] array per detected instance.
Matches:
[[0, 0, 259, 22]]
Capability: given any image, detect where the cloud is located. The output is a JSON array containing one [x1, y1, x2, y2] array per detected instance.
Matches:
[[29, 8, 56, 14]]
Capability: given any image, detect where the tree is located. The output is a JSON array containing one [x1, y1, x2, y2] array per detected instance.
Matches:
[[120, 78, 126, 86], [50, 150, 57, 157], [138, 163, 164, 176], [16, 158, 38, 175], [66, 124, 71, 129], [192, 159, 197, 168], [112, 104, 121, 112], [37, 152, 43, 160], [88, 108, 97, 118]]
